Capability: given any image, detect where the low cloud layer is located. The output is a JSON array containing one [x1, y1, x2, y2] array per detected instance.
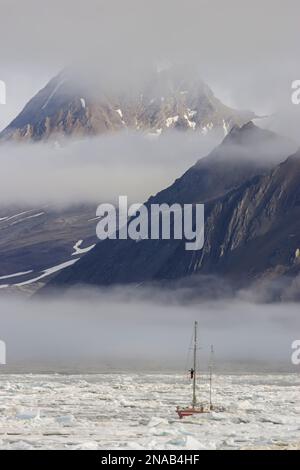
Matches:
[[0, 284, 299, 372], [0, 131, 222, 207], [0, 124, 297, 209]]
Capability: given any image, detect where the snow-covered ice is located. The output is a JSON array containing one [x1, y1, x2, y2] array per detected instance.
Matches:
[[0, 373, 299, 450]]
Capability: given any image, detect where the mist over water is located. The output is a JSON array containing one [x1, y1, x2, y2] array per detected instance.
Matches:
[[0, 282, 298, 373]]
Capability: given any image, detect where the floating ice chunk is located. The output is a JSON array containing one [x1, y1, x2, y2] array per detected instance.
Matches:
[[167, 435, 209, 450], [16, 409, 40, 420], [56, 414, 75, 426], [127, 442, 145, 450], [185, 436, 207, 450], [150, 428, 177, 437], [120, 399, 136, 408], [147, 417, 169, 428], [72, 441, 99, 450], [237, 400, 254, 410], [11, 441, 35, 450], [260, 415, 285, 425]]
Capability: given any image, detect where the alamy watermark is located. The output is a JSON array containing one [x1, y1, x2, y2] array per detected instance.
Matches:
[[291, 340, 300, 366], [291, 80, 300, 105], [0, 340, 6, 365], [0, 80, 6, 105], [96, 196, 204, 251]]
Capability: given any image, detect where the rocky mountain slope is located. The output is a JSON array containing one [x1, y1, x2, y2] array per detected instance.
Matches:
[[43, 123, 299, 293], [0, 68, 260, 290], [0, 206, 98, 290]]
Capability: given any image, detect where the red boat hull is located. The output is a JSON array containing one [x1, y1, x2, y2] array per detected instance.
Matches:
[[176, 406, 209, 419]]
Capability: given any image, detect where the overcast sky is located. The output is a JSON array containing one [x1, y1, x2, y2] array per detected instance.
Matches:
[[0, 0, 300, 130]]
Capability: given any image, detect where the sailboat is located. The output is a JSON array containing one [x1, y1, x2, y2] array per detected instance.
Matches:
[[176, 321, 214, 418]]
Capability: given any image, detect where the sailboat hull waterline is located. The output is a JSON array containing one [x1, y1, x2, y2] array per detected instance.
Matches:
[[176, 406, 211, 419]]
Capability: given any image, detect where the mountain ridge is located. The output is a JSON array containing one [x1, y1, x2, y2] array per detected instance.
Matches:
[[0, 67, 255, 142], [40, 123, 300, 293]]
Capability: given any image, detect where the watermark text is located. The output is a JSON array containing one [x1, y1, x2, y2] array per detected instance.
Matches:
[[0, 340, 6, 365], [291, 340, 300, 365], [0, 80, 6, 105], [291, 80, 300, 105], [96, 196, 204, 251]]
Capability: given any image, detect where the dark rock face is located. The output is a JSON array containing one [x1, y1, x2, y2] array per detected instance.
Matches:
[[203, 152, 300, 282], [44, 123, 300, 290], [0, 67, 254, 142]]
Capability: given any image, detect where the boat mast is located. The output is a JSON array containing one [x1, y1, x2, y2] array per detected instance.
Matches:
[[209, 345, 214, 410], [192, 321, 198, 408]]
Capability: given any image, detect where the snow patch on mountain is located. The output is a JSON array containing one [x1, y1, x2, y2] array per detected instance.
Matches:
[[12, 259, 79, 287], [41, 79, 67, 110], [0, 270, 33, 280], [72, 240, 96, 256]]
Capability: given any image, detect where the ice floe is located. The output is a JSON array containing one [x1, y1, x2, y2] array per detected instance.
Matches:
[[0, 373, 299, 450]]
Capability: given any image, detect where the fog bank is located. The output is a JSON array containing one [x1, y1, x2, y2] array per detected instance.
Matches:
[[0, 285, 299, 373]]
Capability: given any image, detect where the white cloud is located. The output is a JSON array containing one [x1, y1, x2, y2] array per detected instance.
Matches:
[[0, 130, 221, 207]]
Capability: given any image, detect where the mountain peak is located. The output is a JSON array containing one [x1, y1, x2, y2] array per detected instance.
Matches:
[[225, 121, 263, 142], [0, 68, 255, 142]]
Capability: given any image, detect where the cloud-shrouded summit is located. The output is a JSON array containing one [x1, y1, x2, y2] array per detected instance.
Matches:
[[0, 0, 300, 132], [0, 65, 254, 142]]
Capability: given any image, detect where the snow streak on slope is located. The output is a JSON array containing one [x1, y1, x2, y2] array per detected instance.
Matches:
[[0, 374, 299, 450], [13, 259, 79, 286]]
